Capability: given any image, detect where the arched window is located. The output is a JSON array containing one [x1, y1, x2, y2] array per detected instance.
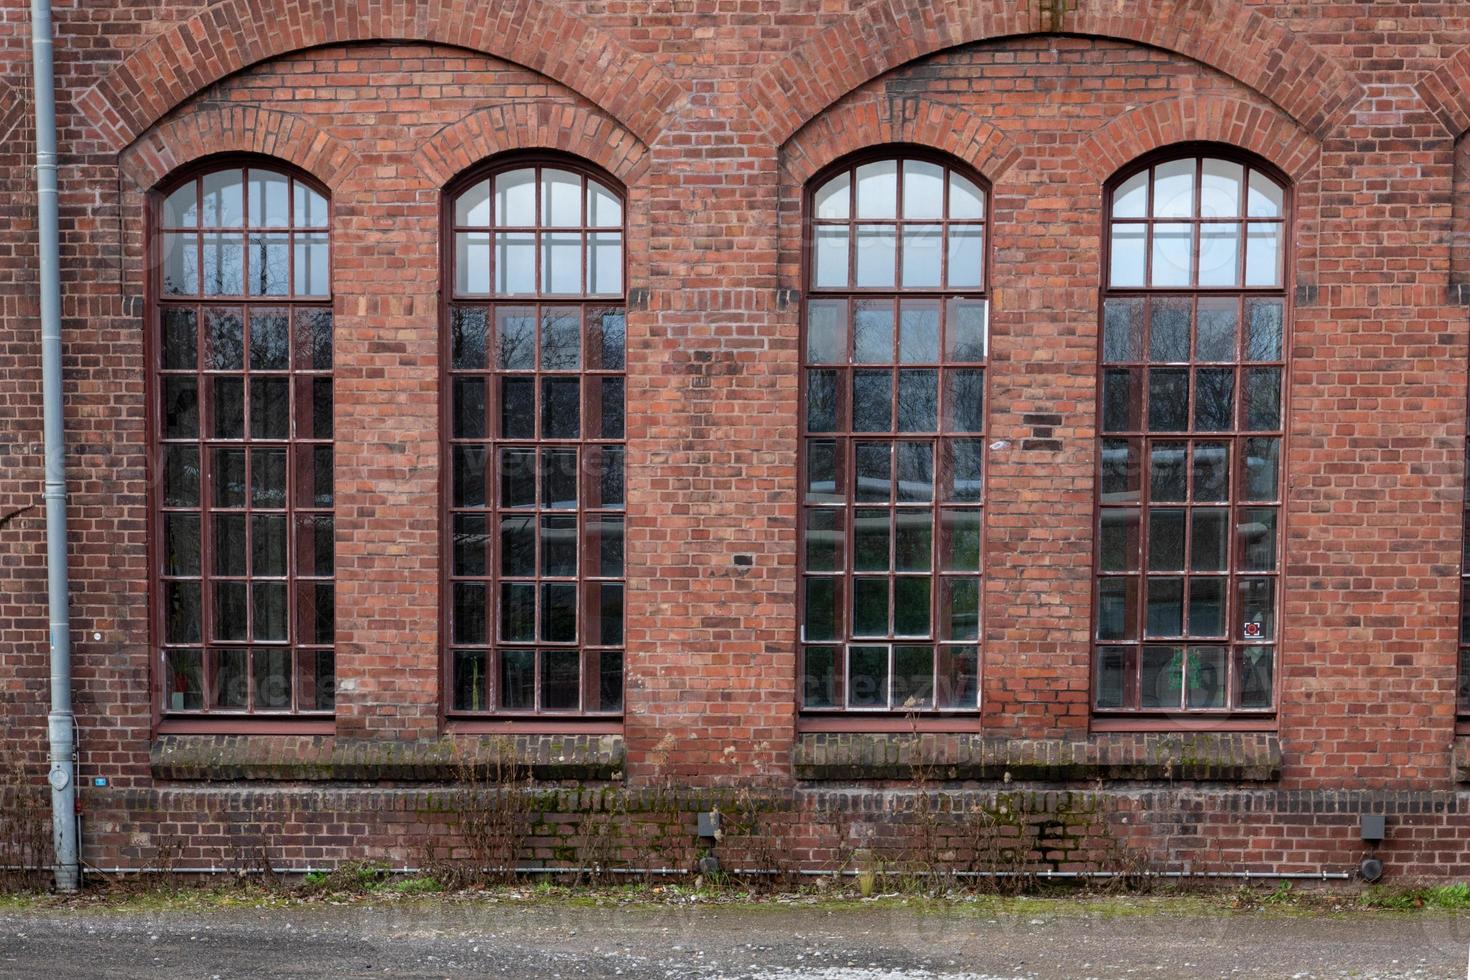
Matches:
[[153, 162, 335, 719], [799, 153, 988, 714], [444, 160, 625, 716], [1094, 151, 1287, 717]]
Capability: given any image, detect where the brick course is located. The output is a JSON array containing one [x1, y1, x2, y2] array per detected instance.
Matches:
[[3, 0, 1470, 877]]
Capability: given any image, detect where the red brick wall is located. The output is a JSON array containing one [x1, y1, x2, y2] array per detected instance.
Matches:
[[3, 0, 1470, 872]]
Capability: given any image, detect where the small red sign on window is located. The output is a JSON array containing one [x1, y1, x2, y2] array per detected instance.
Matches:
[[1243, 622, 1263, 639]]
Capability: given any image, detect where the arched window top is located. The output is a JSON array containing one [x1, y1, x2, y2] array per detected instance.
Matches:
[[450, 162, 624, 299], [809, 154, 987, 292], [159, 164, 329, 299], [1107, 153, 1287, 290]]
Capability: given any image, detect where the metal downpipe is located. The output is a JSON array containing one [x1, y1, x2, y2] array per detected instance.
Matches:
[[27, 0, 79, 893]]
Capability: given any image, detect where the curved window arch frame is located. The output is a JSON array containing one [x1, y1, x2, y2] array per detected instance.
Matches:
[[147, 154, 337, 732], [797, 146, 992, 726], [439, 152, 628, 726], [1092, 142, 1293, 727]]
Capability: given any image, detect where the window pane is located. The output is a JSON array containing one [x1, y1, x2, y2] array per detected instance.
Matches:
[[1188, 581, 1225, 638], [541, 448, 579, 509], [1245, 222, 1283, 286], [1140, 646, 1183, 708], [541, 377, 580, 438], [902, 161, 944, 219], [939, 578, 979, 641], [901, 224, 942, 288], [1112, 170, 1147, 219], [162, 232, 199, 295], [596, 583, 623, 646], [1194, 368, 1235, 431], [807, 299, 846, 364], [803, 577, 840, 641], [598, 650, 623, 712], [202, 170, 244, 227], [164, 513, 201, 577], [1146, 577, 1183, 637], [802, 646, 839, 708], [854, 442, 891, 502], [456, 232, 491, 294], [542, 232, 583, 294], [454, 445, 489, 508], [1100, 438, 1140, 504], [1190, 509, 1229, 572], [162, 376, 199, 439], [855, 161, 897, 219], [1099, 507, 1139, 572], [453, 650, 489, 712], [1101, 368, 1141, 433], [804, 508, 843, 572], [1237, 577, 1275, 640], [946, 227, 984, 288], [491, 306, 535, 370], [542, 649, 580, 710], [853, 299, 894, 363], [1197, 224, 1240, 287], [1246, 298, 1284, 361], [852, 370, 892, 432], [937, 645, 979, 708], [500, 583, 535, 641], [247, 234, 289, 296], [1094, 646, 1131, 709], [814, 172, 850, 220], [495, 233, 535, 294], [814, 227, 850, 288], [295, 308, 333, 369], [894, 578, 931, 636], [212, 648, 248, 708], [252, 514, 287, 577], [1200, 160, 1243, 218], [253, 648, 292, 709], [946, 298, 987, 361], [899, 300, 940, 363], [294, 234, 329, 296], [806, 370, 839, 432], [1185, 645, 1226, 707], [452, 378, 487, 439], [162, 308, 198, 369], [540, 515, 577, 577], [164, 649, 204, 711], [940, 508, 981, 571], [499, 649, 535, 710], [452, 513, 488, 577], [1236, 646, 1274, 707], [1096, 577, 1137, 641], [588, 180, 622, 228], [499, 377, 534, 438], [948, 172, 985, 220], [164, 183, 198, 228], [852, 578, 889, 636], [294, 183, 328, 228], [1196, 298, 1238, 362], [1149, 298, 1190, 362], [1147, 369, 1188, 431], [588, 310, 625, 369], [1247, 171, 1284, 218], [893, 645, 935, 709], [943, 369, 984, 433], [496, 169, 536, 226], [1244, 367, 1282, 430], [250, 376, 289, 439], [897, 370, 937, 432], [805, 439, 844, 504], [542, 169, 582, 227], [847, 645, 889, 708], [1109, 224, 1146, 287], [1150, 223, 1193, 287], [1239, 507, 1278, 572], [163, 445, 200, 507], [1242, 437, 1280, 501], [499, 514, 534, 577], [942, 439, 983, 503], [214, 581, 248, 641], [203, 233, 243, 295], [205, 308, 245, 369], [455, 179, 491, 226], [165, 581, 202, 644], [249, 311, 289, 370], [896, 441, 933, 503], [213, 514, 246, 576], [1153, 159, 1195, 218], [1146, 508, 1185, 572], [456, 582, 489, 644], [1149, 441, 1187, 501], [853, 508, 890, 572], [211, 376, 244, 439], [855, 227, 897, 287]]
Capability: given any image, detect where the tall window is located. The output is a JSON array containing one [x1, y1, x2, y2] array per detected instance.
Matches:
[[154, 163, 335, 718], [799, 154, 987, 714], [1094, 152, 1287, 716], [445, 161, 625, 717]]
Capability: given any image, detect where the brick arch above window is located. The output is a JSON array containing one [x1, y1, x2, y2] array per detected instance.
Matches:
[[1414, 45, 1470, 138], [79, 0, 682, 155], [413, 103, 651, 191], [743, 0, 1363, 147], [120, 107, 362, 197]]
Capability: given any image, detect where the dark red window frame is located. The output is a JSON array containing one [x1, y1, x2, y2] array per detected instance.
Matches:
[[1092, 146, 1290, 725], [441, 156, 627, 723], [797, 149, 990, 721], [148, 157, 336, 729]]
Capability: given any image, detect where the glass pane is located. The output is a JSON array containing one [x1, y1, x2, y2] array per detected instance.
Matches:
[[1246, 298, 1284, 361], [1150, 223, 1193, 286], [1190, 509, 1229, 572], [455, 179, 491, 225], [202, 232, 244, 294], [949, 172, 985, 219], [1242, 437, 1280, 501], [802, 646, 839, 708], [1096, 577, 1137, 641], [814, 172, 850, 220], [163, 445, 200, 507], [211, 648, 248, 708], [853, 508, 890, 572], [250, 376, 289, 439], [252, 648, 292, 710], [246, 233, 289, 295], [1147, 508, 1185, 571], [1101, 368, 1141, 433], [847, 645, 889, 708], [453, 513, 488, 577], [495, 232, 535, 294], [806, 299, 846, 364], [294, 234, 329, 296], [542, 649, 580, 710], [1245, 223, 1283, 287], [164, 182, 198, 227], [590, 445, 625, 510], [897, 370, 937, 432], [894, 577, 930, 636], [294, 183, 328, 228], [1109, 224, 1146, 287], [1140, 646, 1183, 708], [211, 447, 245, 507], [852, 578, 889, 636], [541, 377, 580, 438], [499, 514, 534, 577], [1236, 646, 1274, 708], [1094, 646, 1131, 709], [543, 169, 582, 227], [946, 298, 987, 361], [295, 308, 333, 369], [1187, 581, 1225, 638], [899, 300, 940, 363], [252, 582, 288, 641], [456, 232, 490, 294], [855, 160, 898, 219], [939, 578, 979, 641], [901, 224, 942, 288], [205, 308, 245, 369], [1186, 646, 1226, 708], [896, 441, 933, 503], [542, 232, 583, 294], [943, 369, 984, 433], [1149, 441, 1187, 501], [453, 650, 489, 712], [1149, 298, 1190, 362], [165, 581, 202, 644], [1194, 368, 1235, 431], [202, 170, 244, 227], [164, 512, 200, 577], [499, 649, 535, 710], [805, 508, 843, 573], [1200, 159, 1243, 218], [1099, 507, 1139, 572], [855, 442, 891, 502], [588, 180, 622, 228], [1197, 224, 1240, 287], [893, 505, 929, 567], [938, 644, 979, 709], [162, 232, 199, 295], [541, 448, 578, 509], [853, 299, 894, 363], [481, 307, 529, 370], [1237, 577, 1275, 640], [942, 439, 983, 503], [803, 577, 840, 641], [162, 376, 199, 439], [500, 582, 535, 641], [591, 376, 624, 439], [213, 514, 246, 576], [902, 161, 944, 219], [852, 370, 892, 432], [211, 376, 244, 439], [598, 650, 623, 712], [1100, 438, 1140, 504], [1245, 367, 1282, 430], [1102, 297, 1143, 363], [541, 583, 577, 642], [597, 583, 624, 646], [1239, 506, 1278, 572], [1147, 369, 1188, 431], [1112, 170, 1148, 218], [893, 645, 935, 709], [452, 445, 487, 508], [805, 439, 844, 504], [1153, 159, 1195, 218], [946, 226, 984, 288], [162, 308, 198, 369], [496, 169, 536, 226], [1247, 171, 1284, 218], [452, 377, 487, 439], [164, 649, 204, 712], [940, 508, 981, 571], [854, 227, 897, 288], [805, 369, 839, 432], [1146, 577, 1183, 637], [540, 515, 577, 577], [252, 513, 286, 577], [1196, 298, 1238, 362], [213, 581, 248, 641], [249, 311, 289, 370], [814, 227, 850, 288], [300, 583, 334, 646], [500, 377, 534, 438]]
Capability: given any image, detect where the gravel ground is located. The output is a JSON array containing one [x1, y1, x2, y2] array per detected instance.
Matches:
[[1, 899, 1467, 979]]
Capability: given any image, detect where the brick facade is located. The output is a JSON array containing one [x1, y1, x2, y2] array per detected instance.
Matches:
[[4, 0, 1470, 880]]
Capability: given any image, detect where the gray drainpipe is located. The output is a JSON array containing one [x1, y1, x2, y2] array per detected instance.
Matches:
[[28, 0, 79, 893]]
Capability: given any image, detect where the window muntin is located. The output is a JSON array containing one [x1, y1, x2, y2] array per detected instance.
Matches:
[[446, 164, 625, 716], [1095, 154, 1286, 715], [155, 165, 335, 717], [801, 156, 987, 714]]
